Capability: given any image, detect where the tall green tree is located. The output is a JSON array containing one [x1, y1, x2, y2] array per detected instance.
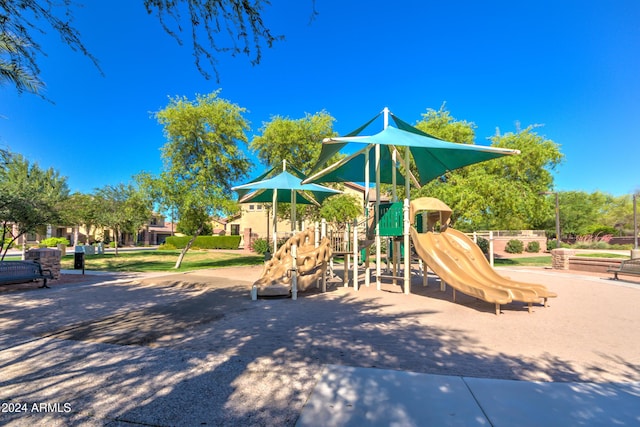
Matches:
[[415, 104, 476, 144], [250, 111, 337, 174], [60, 192, 100, 245], [414, 108, 564, 231], [557, 191, 635, 237], [1, 0, 284, 94], [151, 91, 251, 268], [94, 183, 151, 255], [0, 150, 69, 259], [249, 110, 348, 226], [318, 194, 363, 224]]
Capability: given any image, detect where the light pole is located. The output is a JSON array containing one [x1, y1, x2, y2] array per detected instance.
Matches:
[[633, 193, 638, 259], [541, 191, 560, 245]]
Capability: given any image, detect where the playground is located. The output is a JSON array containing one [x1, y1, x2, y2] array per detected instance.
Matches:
[[239, 108, 558, 313]]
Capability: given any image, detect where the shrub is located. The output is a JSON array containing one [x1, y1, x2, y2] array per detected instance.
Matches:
[[158, 242, 177, 250], [165, 235, 241, 250], [250, 237, 270, 255], [546, 239, 560, 250], [585, 225, 618, 236], [525, 241, 540, 253], [505, 239, 524, 254], [39, 237, 70, 248], [476, 237, 489, 255]]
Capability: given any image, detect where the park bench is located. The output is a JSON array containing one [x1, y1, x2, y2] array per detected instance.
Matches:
[[0, 261, 53, 289], [607, 258, 640, 280]]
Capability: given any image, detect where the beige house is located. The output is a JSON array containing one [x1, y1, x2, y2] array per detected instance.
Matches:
[[19, 213, 174, 248], [226, 182, 390, 248]]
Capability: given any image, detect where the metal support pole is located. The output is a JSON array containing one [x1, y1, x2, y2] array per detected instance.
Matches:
[[291, 189, 297, 232], [403, 198, 410, 295], [489, 230, 494, 267], [353, 218, 359, 291], [272, 189, 278, 254], [364, 147, 371, 289], [375, 143, 381, 290], [344, 224, 350, 287]]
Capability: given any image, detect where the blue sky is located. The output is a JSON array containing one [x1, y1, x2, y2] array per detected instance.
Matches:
[[2, 1, 639, 197]]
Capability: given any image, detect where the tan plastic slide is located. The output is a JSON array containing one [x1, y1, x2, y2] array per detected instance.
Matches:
[[410, 227, 511, 315], [252, 229, 332, 298], [443, 227, 557, 305], [410, 227, 556, 314]]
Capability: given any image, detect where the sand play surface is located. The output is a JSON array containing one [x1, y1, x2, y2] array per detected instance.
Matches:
[[0, 265, 638, 425]]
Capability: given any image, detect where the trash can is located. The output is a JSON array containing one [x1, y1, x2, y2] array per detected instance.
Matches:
[[74, 252, 85, 273]]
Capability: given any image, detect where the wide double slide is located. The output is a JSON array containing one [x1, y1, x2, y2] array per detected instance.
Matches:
[[443, 228, 557, 304], [410, 226, 556, 314]]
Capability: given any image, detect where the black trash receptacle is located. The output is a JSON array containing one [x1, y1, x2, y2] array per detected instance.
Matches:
[[74, 252, 85, 271]]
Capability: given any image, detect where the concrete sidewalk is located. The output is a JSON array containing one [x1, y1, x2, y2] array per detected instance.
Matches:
[[298, 365, 640, 426]]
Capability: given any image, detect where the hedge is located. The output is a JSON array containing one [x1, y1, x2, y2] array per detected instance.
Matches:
[[39, 237, 70, 247], [165, 235, 241, 249]]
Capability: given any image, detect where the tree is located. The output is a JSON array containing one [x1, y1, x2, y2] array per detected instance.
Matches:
[[59, 192, 100, 245], [557, 191, 635, 238], [318, 194, 362, 224], [144, 0, 284, 81], [0, 1, 101, 96], [0, 150, 69, 259], [177, 217, 213, 236], [0, 32, 44, 95], [249, 111, 343, 227], [415, 104, 476, 144], [413, 108, 564, 231], [94, 183, 151, 255], [596, 193, 635, 236], [150, 91, 251, 268], [1, 0, 284, 95], [250, 111, 338, 174]]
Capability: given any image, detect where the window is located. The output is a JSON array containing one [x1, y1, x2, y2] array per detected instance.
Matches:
[[249, 204, 254, 211], [231, 224, 240, 235]]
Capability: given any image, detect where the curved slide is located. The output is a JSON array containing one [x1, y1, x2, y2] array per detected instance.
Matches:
[[410, 227, 555, 314], [444, 228, 557, 304]]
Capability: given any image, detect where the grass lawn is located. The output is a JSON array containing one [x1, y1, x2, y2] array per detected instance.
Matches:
[[59, 250, 264, 272], [493, 255, 552, 267], [573, 252, 629, 259]]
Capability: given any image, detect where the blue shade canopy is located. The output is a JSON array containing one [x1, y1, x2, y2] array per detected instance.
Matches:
[[233, 170, 340, 205], [306, 110, 520, 187], [234, 164, 308, 200], [232, 162, 342, 251], [304, 143, 409, 186]]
